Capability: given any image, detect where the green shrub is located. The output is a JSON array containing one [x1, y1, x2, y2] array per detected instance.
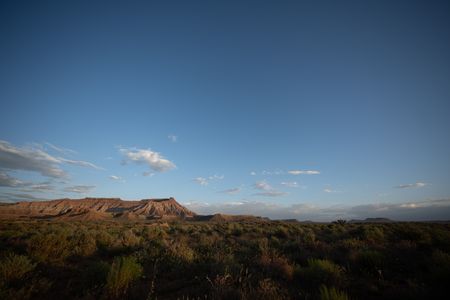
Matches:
[[121, 229, 141, 248], [259, 253, 294, 280], [303, 229, 316, 244], [254, 278, 288, 299], [338, 238, 365, 251], [27, 232, 72, 263], [0, 253, 36, 283], [360, 226, 385, 244], [95, 230, 115, 250], [355, 250, 384, 276], [0, 220, 449, 299], [105, 256, 143, 298], [299, 259, 344, 288], [274, 226, 289, 239], [207, 272, 240, 300], [72, 230, 97, 257], [167, 239, 196, 263]]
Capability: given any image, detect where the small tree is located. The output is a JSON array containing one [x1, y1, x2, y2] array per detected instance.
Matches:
[[333, 220, 347, 225]]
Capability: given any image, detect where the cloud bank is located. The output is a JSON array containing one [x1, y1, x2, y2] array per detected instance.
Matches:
[[288, 170, 320, 175], [251, 169, 320, 176], [193, 174, 224, 186], [254, 191, 288, 197], [63, 185, 96, 194], [219, 187, 241, 195], [0, 140, 101, 178], [0, 172, 25, 187], [184, 198, 450, 221], [0, 140, 67, 178], [280, 181, 298, 188]]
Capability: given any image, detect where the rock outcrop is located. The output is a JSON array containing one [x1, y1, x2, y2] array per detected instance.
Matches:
[[0, 197, 196, 221]]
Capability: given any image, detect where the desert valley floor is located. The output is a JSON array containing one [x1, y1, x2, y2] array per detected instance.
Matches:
[[0, 198, 449, 299]]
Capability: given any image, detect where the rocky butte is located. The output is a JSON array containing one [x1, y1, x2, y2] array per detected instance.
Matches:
[[0, 197, 268, 222], [0, 197, 196, 221]]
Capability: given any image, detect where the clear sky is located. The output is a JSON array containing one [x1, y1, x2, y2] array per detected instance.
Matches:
[[1, 1, 449, 220]]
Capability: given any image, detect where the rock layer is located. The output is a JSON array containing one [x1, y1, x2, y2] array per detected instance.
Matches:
[[0, 197, 196, 221]]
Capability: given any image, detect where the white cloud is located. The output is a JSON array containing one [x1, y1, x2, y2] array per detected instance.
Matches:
[[119, 147, 176, 172], [0, 140, 66, 178], [323, 186, 341, 193], [254, 191, 288, 197], [45, 142, 77, 155], [26, 183, 55, 192], [250, 170, 284, 176], [253, 181, 287, 197], [184, 199, 450, 221], [348, 199, 450, 220], [219, 187, 241, 195], [0, 172, 57, 192], [59, 158, 103, 170], [109, 175, 121, 180], [395, 182, 428, 189], [254, 181, 272, 191], [0, 140, 102, 178], [185, 201, 332, 220], [168, 134, 177, 143], [0, 192, 48, 203], [280, 181, 298, 188], [63, 185, 95, 194], [193, 174, 224, 186], [262, 170, 284, 175], [142, 172, 155, 177], [193, 177, 208, 186], [250, 169, 320, 176], [288, 170, 320, 175]]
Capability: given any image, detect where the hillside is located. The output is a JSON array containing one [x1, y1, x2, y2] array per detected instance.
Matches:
[[0, 197, 196, 221]]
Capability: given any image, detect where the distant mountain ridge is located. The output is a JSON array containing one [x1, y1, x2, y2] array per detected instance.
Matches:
[[0, 197, 197, 221], [348, 218, 393, 223]]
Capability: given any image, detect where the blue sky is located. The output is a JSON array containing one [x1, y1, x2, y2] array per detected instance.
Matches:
[[1, 1, 450, 220]]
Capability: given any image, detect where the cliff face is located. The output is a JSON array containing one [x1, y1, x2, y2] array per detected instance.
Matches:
[[0, 197, 196, 221], [131, 198, 196, 219]]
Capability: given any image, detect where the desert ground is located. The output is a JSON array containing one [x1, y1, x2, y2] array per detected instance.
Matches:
[[0, 216, 449, 299]]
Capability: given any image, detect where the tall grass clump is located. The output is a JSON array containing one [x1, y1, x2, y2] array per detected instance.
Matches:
[[319, 285, 349, 300], [105, 256, 143, 298]]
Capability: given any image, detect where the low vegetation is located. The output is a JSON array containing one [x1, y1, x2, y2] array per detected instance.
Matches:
[[0, 220, 449, 299]]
